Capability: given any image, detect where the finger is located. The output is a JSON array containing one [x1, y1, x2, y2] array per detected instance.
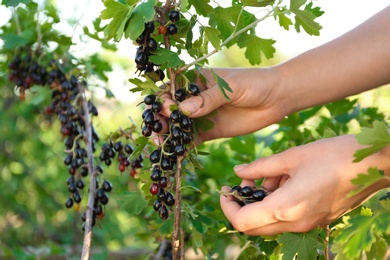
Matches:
[[243, 221, 310, 236], [179, 85, 231, 117], [220, 187, 278, 232], [261, 176, 283, 192], [160, 93, 176, 118], [233, 152, 296, 180]]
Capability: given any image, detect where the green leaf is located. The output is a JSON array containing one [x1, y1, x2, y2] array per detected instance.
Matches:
[[210, 68, 233, 101], [3, 0, 31, 6], [203, 26, 221, 50], [353, 121, 390, 162], [241, 0, 274, 7], [277, 12, 293, 30], [100, 0, 134, 41], [188, 0, 214, 17], [124, 0, 157, 41], [348, 168, 385, 197], [149, 48, 185, 68], [129, 77, 161, 94], [118, 191, 148, 215], [291, 9, 322, 36], [237, 34, 276, 65], [277, 229, 324, 260], [290, 0, 305, 10], [0, 33, 32, 50], [331, 212, 390, 259], [193, 116, 214, 132], [129, 136, 149, 161], [209, 6, 241, 41]]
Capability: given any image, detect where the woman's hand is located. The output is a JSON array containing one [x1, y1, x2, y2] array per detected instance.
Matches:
[[220, 135, 390, 236], [159, 67, 286, 143]]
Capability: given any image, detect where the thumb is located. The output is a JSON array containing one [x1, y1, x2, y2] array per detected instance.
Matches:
[[179, 85, 229, 117], [234, 152, 291, 180]]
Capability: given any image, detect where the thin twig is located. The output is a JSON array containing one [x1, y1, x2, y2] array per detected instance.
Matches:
[[12, 8, 22, 35], [233, 241, 252, 260], [80, 90, 97, 260], [325, 225, 330, 260], [172, 156, 184, 260], [151, 240, 170, 260]]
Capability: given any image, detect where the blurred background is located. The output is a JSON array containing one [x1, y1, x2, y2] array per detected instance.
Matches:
[[0, 1, 389, 259]]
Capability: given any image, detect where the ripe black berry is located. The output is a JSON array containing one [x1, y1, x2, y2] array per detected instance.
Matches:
[[150, 149, 161, 163], [153, 200, 162, 211], [165, 192, 175, 206], [169, 10, 180, 22], [239, 186, 253, 197], [174, 88, 187, 102], [166, 24, 178, 35], [161, 157, 173, 171], [144, 94, 156, 105], [144, 21, 155, 33], [159, 205, 169, 220], [100, 193, 109, 205], [252, 189, 266, 201], [102, 180, 113, 192], [230, 185, 242, 193], [189, 83, 200, 95], [65, 197, 74, 208], [142, 125, 152, 137], [170, 110, 181, 123], [74, 191, 82, 203], [174, 144, 186, 156], [152, 120, 163, 133], [124, 144, 133, 154], [155, 69, 165, 81], [157, 187, 167, 201], [147, 37, 158, 52], [159, 176, 168, 188], [150, 166, 162, 181]]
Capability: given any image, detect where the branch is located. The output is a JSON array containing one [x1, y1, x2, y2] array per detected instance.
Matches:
[[80, 90, 97, 260], [172, 156, 183, 260]]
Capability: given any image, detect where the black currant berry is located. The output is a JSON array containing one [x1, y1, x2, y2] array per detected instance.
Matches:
[[135, 51, 148, 65], [189, 83, 200, 96], [157, 187, 167, 201], [174, 88, 187, 102], [142, 125, 153, 137], [76, 179, 85, 189], [153, 200, 162, 211], [252, 189, 266, 201], [147, 37, 158, 52], [155, 69, 165, 81], [65, 197, 74, 208], [239, 186, 253, 197], [124, 144, 133, 154], [64, 153, 73, 165], [169, 10, 180, 22], [159, 205, 169, 220], [114, 141, 123, 152], [174, 144, 186, 156], [150, 149, 161, 163], [100, 193, 109, 205], [151, 101, 162, 113], [165, 192, 175, 206], [170, 110, 181, 123], [166, 24, 178, 35], [230, 185, 242, 193], [161, 157, 173, 171], [150, 166, 162, 181], [144, 94, 156, 105], [102, 180, 113, 192], [159, 176, 168, 188], [144, 21, 155, 33], [151, 120, 163, 133], [180, 115, 192, 130], [74, 191, 82, 203]]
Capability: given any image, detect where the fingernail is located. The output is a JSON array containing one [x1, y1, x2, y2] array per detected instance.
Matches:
[[180, 100, 200, 114], [234, 164, 248, 172]]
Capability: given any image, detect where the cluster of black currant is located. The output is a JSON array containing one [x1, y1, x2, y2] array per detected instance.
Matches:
[[99, 139, 144, 177], [133, 9, 180, 79], [229, 185, 268, 206], [140, 83, 200, 220], [7, 47, 48, 100], [7, 46, 114, 230]]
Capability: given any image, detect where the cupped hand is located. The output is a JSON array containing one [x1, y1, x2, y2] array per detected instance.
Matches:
[[159, 67, 286, 143], [220, 135, 390, 236]]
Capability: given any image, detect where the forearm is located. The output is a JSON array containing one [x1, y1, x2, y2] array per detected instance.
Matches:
[[277, 5, 390, 115]]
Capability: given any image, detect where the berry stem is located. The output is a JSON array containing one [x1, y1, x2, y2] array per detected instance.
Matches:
[[79, 89, 96, 260], [172, 155, 184, 260]]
